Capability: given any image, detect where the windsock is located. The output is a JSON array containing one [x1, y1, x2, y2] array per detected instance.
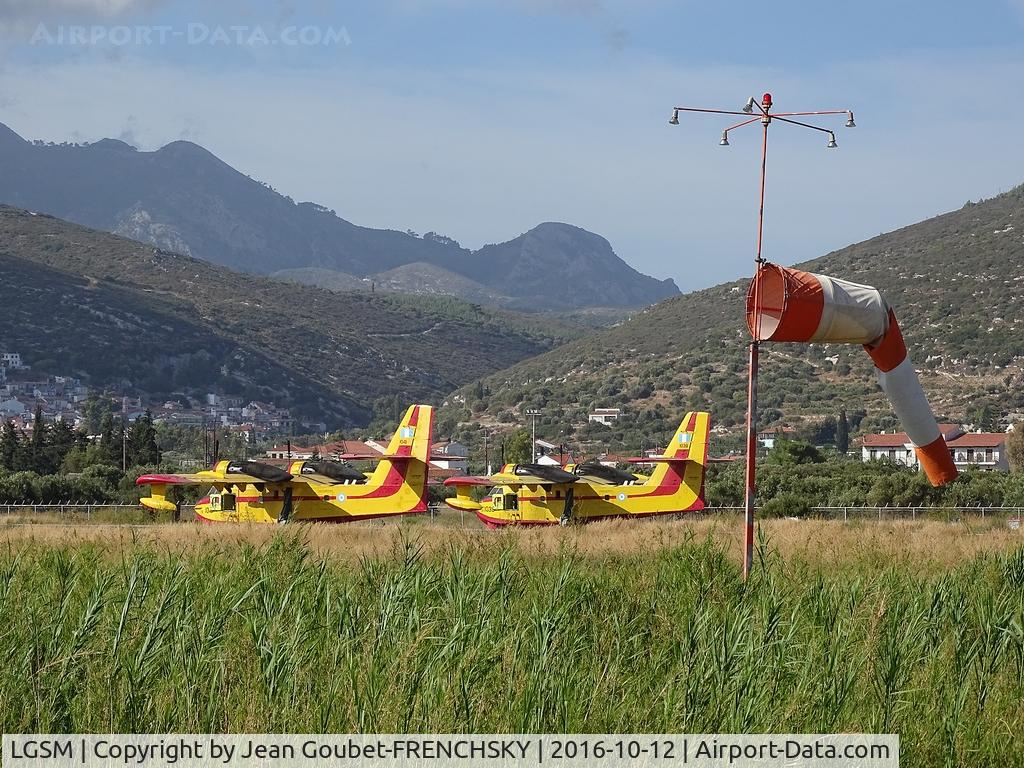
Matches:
[[746, 263, 957, 486]]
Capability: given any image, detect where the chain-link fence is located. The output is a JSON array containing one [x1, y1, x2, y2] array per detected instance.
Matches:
[[2, 502, 1022, 527]]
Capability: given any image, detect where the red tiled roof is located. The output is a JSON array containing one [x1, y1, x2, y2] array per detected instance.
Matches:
[[861, 433, 910, 447], [947, 433, 1006, 448]]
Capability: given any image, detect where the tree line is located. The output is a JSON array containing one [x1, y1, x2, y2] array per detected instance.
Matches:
[[0, 407, 162, 503], [706, 432, 1024, 514]]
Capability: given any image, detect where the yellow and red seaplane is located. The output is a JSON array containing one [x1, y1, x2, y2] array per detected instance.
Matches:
[[137, 404, 434, 524], [444, 411, 711, 527]]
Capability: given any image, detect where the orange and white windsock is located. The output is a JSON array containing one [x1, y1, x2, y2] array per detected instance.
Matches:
[[746, 263, 957, 487]]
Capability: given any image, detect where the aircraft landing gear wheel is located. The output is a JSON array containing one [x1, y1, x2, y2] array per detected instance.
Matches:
[[559, 516, 571, 527]]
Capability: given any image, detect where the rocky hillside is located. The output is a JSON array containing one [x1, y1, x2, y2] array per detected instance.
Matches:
[[0, 206, 584, 428], [442, 185, 1024, 449], [0, 124, 678, 310]]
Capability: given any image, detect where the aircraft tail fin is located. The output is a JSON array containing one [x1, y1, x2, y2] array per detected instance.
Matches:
[[368, 405, 434, 499], [663, 411, 711, 465], [380, 404, 434, 463]]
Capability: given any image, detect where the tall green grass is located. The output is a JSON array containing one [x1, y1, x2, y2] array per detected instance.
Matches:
[[1, 533, 1023, 766]]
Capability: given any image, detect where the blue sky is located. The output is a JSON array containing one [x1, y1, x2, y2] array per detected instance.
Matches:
[[1, 0, 1023, 290]]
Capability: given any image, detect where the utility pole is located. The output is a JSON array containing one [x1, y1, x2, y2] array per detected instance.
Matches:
[[669, 93, 854, 580], [526, 409, 542, 463]]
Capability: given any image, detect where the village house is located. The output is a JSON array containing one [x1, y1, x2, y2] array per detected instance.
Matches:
[[0, 352, 26, 370], [431, 440, 468, 472], [862, 424, 1010, 472], [533, 438, 567, 466], [758, 426, 796, 449], [588, 408, 621, 426]]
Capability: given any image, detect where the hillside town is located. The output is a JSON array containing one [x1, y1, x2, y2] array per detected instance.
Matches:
[[0, 349, 301, 440]]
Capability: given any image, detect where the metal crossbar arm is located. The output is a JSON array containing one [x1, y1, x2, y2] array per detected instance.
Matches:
[[771, 110, 850, 117], [764, 114, 836, 135], [672, 106, 760, 117], [724, 116, 763, 133]]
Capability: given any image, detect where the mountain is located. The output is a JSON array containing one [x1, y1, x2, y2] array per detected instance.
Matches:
[[459, 223, 679, 311], [0, 124, 678, 310], [441, 184, 1024, 448], [0, 206, 585, 428]]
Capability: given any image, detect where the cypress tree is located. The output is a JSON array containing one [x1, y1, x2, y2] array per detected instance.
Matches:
[[836, 409, 850, 455], [30, 404, 52, 474], [98, 413, 118, 466], [0, 421, 19, 471], [129, 411, 161, 466]]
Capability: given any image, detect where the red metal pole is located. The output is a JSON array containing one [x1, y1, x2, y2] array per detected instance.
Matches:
[[743, 94, 771, 581]]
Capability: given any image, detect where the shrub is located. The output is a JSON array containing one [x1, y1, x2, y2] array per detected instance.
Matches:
[[760, 492, 813, 518]]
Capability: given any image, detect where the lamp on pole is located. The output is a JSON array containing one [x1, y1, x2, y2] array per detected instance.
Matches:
[[526, 409, 542, 462], [669, 93, 854, 581]]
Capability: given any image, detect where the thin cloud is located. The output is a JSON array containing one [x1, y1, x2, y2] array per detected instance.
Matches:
[[0, 0, 164, 18]]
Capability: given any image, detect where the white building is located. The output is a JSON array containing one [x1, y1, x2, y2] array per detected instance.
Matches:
[[588, 408, 621, 426], [431, 440, 468, 472], [533, 438, 565, 466], [758, 427, 796, 450], [862, 424, 1010, 472], [0, 352, 25, 370]]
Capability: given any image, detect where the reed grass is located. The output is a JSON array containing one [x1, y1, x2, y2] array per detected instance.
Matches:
[[0, 520, 1022, 766]]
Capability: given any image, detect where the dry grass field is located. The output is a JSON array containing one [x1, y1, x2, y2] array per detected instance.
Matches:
[[2, 515, 1023, 765], [0, 515, 1018, 572]]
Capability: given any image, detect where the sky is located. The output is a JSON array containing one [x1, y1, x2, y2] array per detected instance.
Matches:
[[1, 0, 1023, 291]]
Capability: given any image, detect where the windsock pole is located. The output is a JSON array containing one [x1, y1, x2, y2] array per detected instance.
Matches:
[[743, 95, 772, 581], [669, 93, 855, 581]]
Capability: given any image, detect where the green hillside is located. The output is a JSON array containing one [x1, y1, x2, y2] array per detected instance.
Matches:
[[0, 207, 585, 428], [441, 185, 1024, 450]]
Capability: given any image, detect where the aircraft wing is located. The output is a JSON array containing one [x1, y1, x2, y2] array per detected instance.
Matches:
[[489, 471, 555, 486], [136, 471, 271, 487], [137, 460, 294, 489], [443, 475, 493, 487], [571, 463, 640, 486], [446, 463, 580, 487]]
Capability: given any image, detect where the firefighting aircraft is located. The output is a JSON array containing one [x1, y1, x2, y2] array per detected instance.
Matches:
[[136, 404, 434, 524], [445, 411, 711, 527]]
